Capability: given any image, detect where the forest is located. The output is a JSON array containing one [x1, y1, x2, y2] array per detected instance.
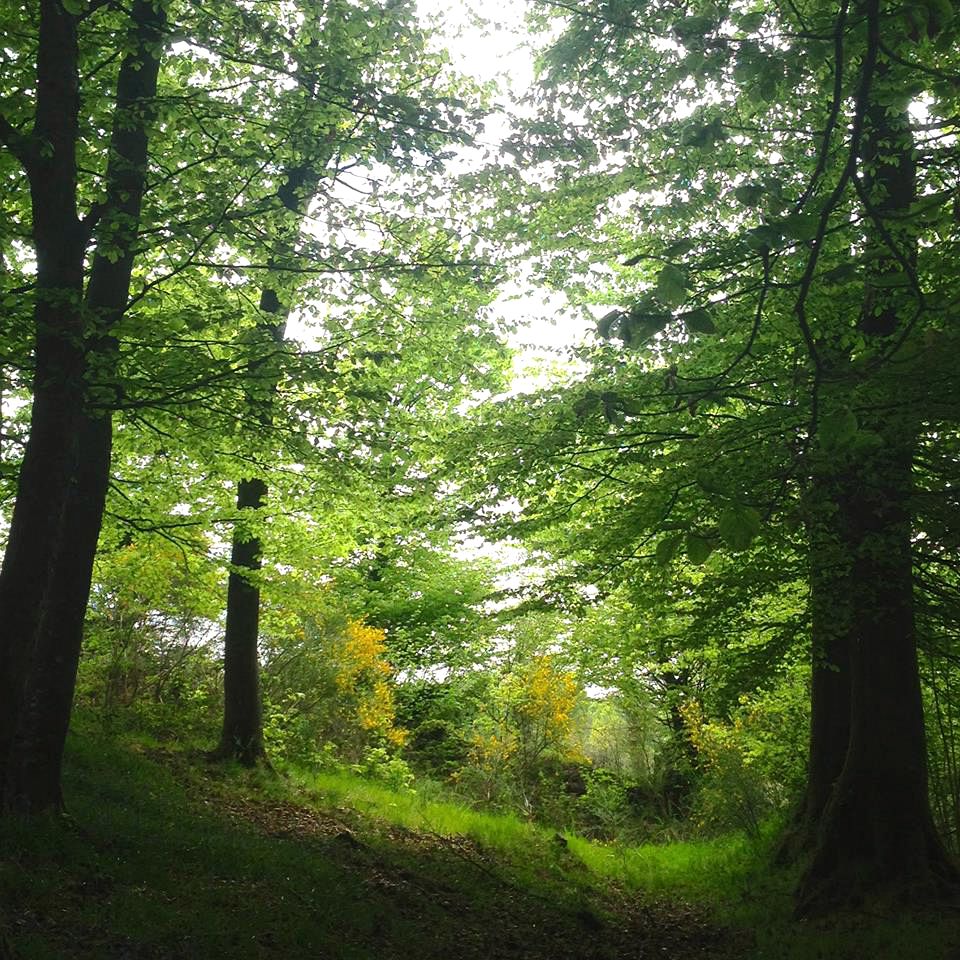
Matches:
[[1, 0, 960, 956]]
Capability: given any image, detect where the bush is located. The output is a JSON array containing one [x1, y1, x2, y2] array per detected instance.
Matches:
[[406, 719, 471, 779], [78, 538, 223, 732], [681, 688, 805, 838], [260, 610, 408, 764], [576, 768, 630, 840], [352, 745, 416, 792]]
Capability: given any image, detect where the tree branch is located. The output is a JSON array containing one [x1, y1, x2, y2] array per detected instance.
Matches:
[[0, 114, 35, 172]]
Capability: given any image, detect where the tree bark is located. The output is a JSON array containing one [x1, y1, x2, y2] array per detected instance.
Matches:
[[0, 0, 87, 809], [795, 25, 958, 910], [0, 0, 164, 812], [797, 438, 956, 913], [215, 475, 270, 764], [778, 478, 853, 861]]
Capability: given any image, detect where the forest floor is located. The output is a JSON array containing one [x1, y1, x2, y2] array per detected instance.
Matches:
[[1, 724, 958, 959]]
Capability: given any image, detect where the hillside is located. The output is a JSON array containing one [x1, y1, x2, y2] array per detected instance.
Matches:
[[3, 724, 958, 960], [0, 726, 733, 960]]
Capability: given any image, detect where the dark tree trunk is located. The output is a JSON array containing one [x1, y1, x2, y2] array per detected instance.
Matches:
[[212, 164, 323, 765], [215, 476, 269, 764], [797, 441, 956, 912], [0, 0, 86, 809], [2, 414, 113, 810], [0, 0, 164, 812], [211, 287, 285, 766], [778, 440, 855, 862], [795, 25, 958, 910]]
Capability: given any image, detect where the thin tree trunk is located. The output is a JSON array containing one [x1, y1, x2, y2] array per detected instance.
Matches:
[[212, 289, 285, 765], [213, 166, 321, 764], [216, 475, 270, 764]]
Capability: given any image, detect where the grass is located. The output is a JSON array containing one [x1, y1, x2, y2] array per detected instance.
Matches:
[[1, 736, 410, 959], [292, 766, 555, 851], [269, 760, 960, 960], [2, 720, 959, 960]]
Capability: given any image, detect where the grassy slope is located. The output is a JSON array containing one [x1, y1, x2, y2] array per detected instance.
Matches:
[[1, 724, 957, 960]]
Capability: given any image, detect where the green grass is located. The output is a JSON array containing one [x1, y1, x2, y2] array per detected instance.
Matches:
[[2, 723, 959, 960], [1, 737, 414, 959], [564, 828, 764, 898], [293, 766, 552, 849], [274, 762, 960, 960]]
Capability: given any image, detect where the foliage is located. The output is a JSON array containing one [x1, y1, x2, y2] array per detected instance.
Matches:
[[78, 538, 223, 722], [261, 607, 408, 764], [445, 0, 960, 907], [924, 654, 960, 856], [682, 702, 774, 839], [324, 535, 500, 675], [455, 651, 583, 815]]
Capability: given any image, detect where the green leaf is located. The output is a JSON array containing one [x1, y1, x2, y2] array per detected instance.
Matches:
[[718, 505, 762, 551], [664, 238, 697, 258], [696, 471, 726, 496], [685, 532, 714, 565], [734, 184, 765, 207], [597, 309, 622, 339], [819, 407, 859, 450], [736, 11, 765, 31], [778, 212, 819, 242], [656, 534, 682, 566], [674, 15, 717, 40], [655, 264, 687, 308], [746, 224, 780, 252], [622, 306, 670, 345], [683, 307, 716, 335], [733, 41, 761, 84], [821, 263, 858, 283]]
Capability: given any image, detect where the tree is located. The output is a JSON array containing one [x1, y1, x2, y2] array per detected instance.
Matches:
[[459, 0, 960, 910], [0, 0, 506, 802], [0, 0, 165, 811], [208, 0, 500, 763]]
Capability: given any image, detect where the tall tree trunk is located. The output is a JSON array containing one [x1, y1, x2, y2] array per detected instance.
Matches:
[[779, 475, 853, 861], [2, 415, 113, 810], [796, 25, 958, 910], [0, 0, 164, 812], [778, 347, 859, 863], [797, 431, 956, 911], [216, 475, 270, 764], [213, 165, 321, 764], [212, 287, 287, 765], [0, 0, 87, 808]]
